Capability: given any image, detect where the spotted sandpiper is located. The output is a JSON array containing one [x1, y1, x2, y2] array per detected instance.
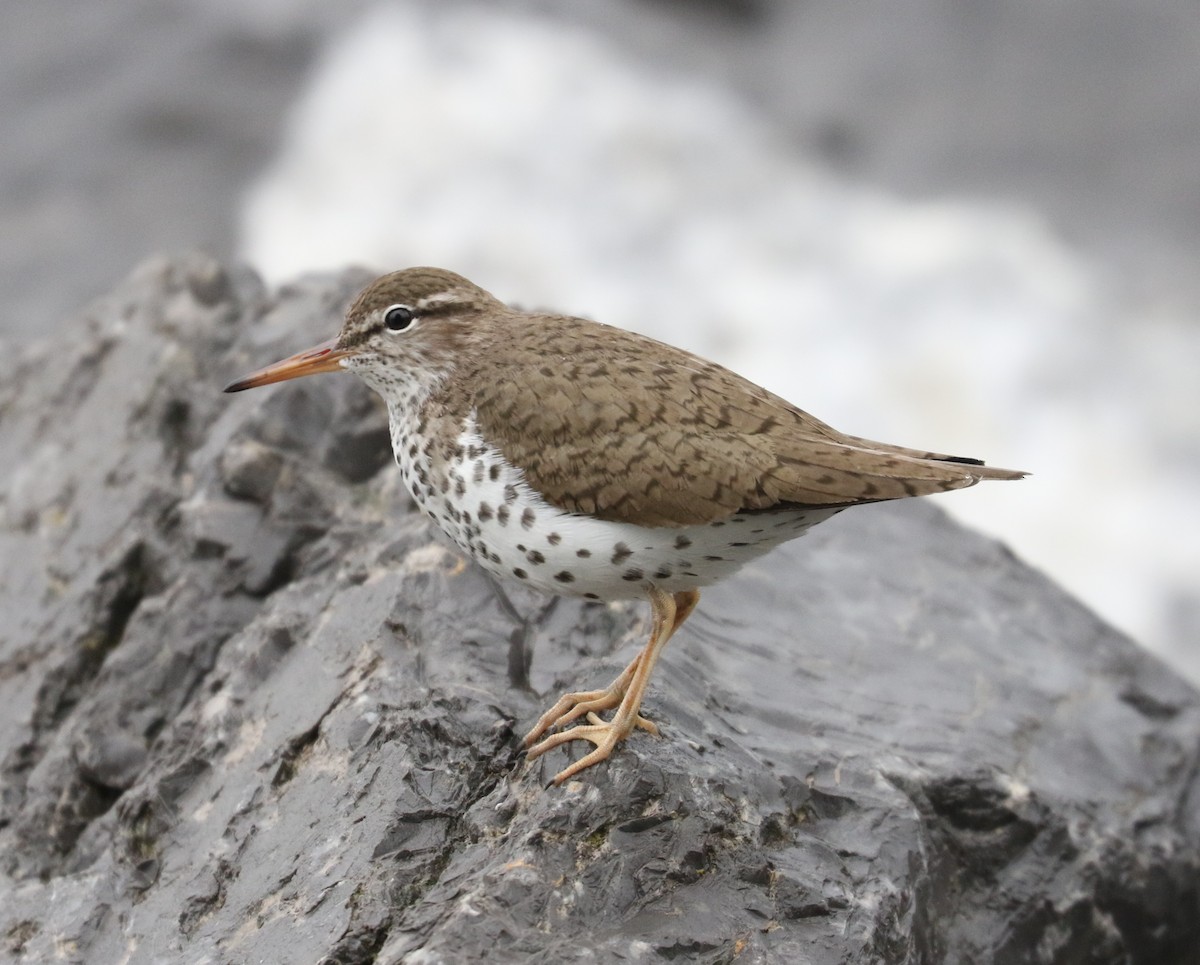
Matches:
[[225, 267, 1025, 784]]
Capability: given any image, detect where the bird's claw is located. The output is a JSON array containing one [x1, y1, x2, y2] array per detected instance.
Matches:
[[525, 711, 656, 784]]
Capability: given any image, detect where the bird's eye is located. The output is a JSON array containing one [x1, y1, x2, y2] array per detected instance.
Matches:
[[384, 305, 415, 332]]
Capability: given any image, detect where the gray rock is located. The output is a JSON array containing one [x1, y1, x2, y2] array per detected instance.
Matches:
[[1, 254, 1197, 963]]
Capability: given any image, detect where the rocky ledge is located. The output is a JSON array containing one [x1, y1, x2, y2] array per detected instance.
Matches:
[[1, 254, 1197, 964]]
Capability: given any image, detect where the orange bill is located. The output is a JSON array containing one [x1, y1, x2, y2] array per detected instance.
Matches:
[[223, 338, 351, 392]]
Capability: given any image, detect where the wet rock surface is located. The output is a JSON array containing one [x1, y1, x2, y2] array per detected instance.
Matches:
[[1, 255, 1197, 964]]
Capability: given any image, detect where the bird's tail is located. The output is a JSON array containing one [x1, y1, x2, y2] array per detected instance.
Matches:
[[841, 434, 1027, 481]]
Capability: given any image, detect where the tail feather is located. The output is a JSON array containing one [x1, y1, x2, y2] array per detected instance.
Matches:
[[765, 434, 1027, 509], [841, 433, 1027, 481]]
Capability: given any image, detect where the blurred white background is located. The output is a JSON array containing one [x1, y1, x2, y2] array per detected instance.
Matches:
[[2, 0, 1197, 680]]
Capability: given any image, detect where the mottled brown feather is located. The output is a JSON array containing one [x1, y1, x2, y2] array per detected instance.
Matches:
[[436, 309, 1025, 528]]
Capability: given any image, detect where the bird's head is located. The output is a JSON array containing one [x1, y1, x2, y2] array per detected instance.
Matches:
[[224, 267, 503, 397]]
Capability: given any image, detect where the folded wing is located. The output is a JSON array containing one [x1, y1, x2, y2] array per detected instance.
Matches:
[[461, 315, 1025, 527]]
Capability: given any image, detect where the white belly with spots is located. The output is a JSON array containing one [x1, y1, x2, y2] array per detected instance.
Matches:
[[390, 410, 839, 601]]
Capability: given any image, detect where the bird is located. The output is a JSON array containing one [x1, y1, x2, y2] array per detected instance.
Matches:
[[225, 267, 1025, 784]]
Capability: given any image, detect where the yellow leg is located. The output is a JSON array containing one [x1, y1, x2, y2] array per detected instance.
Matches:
[[525, 588, 701, 784], [670, 586, 699, 634]]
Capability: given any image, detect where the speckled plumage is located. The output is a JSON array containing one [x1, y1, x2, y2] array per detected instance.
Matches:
[[226, 267, 1025, 784]]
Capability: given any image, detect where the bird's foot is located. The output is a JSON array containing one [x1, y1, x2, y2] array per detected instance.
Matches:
[[522, 588, 694, 785], [525, 709, 657, 784], [521, 651, 645, 747], [522, 685, 658, 747]]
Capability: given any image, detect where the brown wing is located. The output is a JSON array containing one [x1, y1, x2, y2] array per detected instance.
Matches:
[[458, 313, 1024, 527]]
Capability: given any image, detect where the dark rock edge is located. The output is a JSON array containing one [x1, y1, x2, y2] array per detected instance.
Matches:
[[0, 253, 1196, 964]]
